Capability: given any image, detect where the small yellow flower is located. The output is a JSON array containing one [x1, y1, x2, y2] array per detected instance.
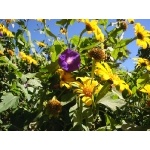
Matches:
[[0, 24, 14, 37], [19, 52, 38, 65], [140, 84, 150, 95], [36, 41, 47, 48], [57, 69, 75, 89], [72, 77, 103, 106], [0, 50, 4, 55], [128, 19, 134, 24], [133, 57, 150, 71], [36, 19, 44, 22], [95, 62, 132, 94], [60, 28, 67, 35], [134, 23, 150, 49]]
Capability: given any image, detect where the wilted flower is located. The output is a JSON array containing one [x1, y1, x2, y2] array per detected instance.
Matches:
[[5, 19, 15, 24], [7, 50, 14, 56], [88, 48, 106, 61], [58, 49, 80, 72], [46, 96, 62, 116]]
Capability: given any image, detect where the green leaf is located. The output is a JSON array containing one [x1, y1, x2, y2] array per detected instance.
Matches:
[[17, 83, 31, 100], [80, 42, 99, 52], [96, 81, 111, 102], [109, 27, 123, 38], [136, 73, 149, 89], [46, 60, 59, 74], [98, 92, 126, 111], [0, 56, 18, 70], [114, 38, 134, 49], [0, 93, 19, 113], [25, 73, 36, 78], [60, 93, 76, 106], [70, 35, 80, 47], [98, 19, 108, 29], [17, 38, 24, 45], [44, 26, 57, 40], [16, 20, 26, 28], [56, 19, 75, 29], [105, 114, 117, 130], [56, 19, 69, 26], [27, 79, 42, 88]]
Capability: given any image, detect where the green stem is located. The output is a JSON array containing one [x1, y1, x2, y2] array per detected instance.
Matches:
[[65, 32, 70, 48], [91, 59, 96, 81]]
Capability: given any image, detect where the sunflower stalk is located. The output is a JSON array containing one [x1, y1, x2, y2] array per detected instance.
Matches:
[[91, 59, 96, 82]]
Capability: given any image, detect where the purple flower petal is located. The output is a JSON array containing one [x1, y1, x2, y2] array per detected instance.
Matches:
[[58, 49, 80, 72]]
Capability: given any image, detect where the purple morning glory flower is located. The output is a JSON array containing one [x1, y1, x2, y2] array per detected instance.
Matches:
[[58, 49, 80, 72]]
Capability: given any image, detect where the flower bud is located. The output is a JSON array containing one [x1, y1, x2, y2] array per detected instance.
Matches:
[[46, 96, 62, 116], [88, 47, 106, 61]]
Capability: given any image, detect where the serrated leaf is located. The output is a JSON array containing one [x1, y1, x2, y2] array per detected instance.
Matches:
[[0, 93, 19, 113], [96, 81, 111, 102], [46, 60, 59, 74], [0, 56, 18, 69], [70, 35, 79, 47], [98, 19, 108, 29], [27, 79, 42, 88], [21, 75, 27, 83], [25, 73, 36, 78], [17, 83, 31, 100], [114, 38, 134, 49], [137, 73, 149, 89], [98, 92, 126, 111], [44, 27, 57, 40]]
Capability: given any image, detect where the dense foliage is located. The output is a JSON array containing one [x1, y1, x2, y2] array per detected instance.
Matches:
[[0, 19, 150, 131]]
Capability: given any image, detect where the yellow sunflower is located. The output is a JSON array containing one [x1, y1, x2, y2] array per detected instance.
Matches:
[[81, 19, 104, 42], [0, 24, 14, 37], [19, 52, 38, 65], [134, 23, 150, 49], [128, 19, 134, 24], [95, 62, 132, 94], [133, 57, 150, 71], [140, 84, 150, 95], [57, 69, 75, 89], [72, 77, 103, 106]]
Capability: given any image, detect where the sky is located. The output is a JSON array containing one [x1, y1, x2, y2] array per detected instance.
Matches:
[[6, 19, 150, 71]]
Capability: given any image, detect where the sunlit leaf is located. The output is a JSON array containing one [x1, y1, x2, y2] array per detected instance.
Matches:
[[0, 93, 19, 113], [98, 92, 126, 111]]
